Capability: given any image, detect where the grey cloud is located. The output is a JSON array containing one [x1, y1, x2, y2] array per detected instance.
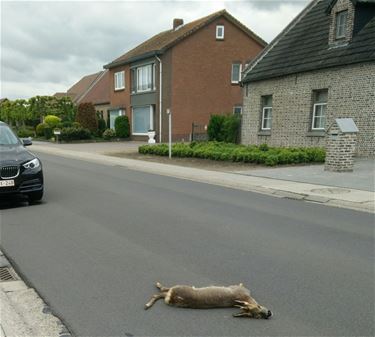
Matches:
[[1, 1, 307, 99], [233, 0, 309, 10]]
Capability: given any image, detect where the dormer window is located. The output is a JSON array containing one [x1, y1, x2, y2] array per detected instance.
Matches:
[[335, 10, 348, 39], [327, 0, 355, 47], [216, 25, 224, 40]]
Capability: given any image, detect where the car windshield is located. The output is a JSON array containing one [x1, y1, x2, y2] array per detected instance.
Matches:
[[0, 124, 21, 145]]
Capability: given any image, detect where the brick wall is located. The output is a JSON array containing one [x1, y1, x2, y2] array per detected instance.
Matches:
[[168, 17, 264, 142], [325, 123, 357, 172], [241, 62, 375, 156]]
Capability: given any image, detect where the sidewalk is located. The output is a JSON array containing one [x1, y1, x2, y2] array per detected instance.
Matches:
[[0, 249, 71, 337], [31, 142, 374, 213]]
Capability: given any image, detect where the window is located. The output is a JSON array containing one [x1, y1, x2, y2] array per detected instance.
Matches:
[[261, 95, 272, 130], [231, 63, 242, 83], [131, 64, 156, 93], [312, 90, 328, 130], [114, 71, 125, 90], [216, 25, 224, 40], [133, 105, 154, 134], [335, 10, 348, 39], [233, 105, 242, 114]]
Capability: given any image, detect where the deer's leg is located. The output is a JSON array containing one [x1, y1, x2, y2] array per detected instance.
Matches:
[[155, 282, 170, 292], [144, 293, 166, 310]]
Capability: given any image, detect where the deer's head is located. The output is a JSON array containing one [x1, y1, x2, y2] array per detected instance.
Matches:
[[233, 300, 272, 319]]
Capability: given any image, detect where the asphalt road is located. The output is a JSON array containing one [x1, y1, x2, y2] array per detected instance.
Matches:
[[1, 152, 374, 336]]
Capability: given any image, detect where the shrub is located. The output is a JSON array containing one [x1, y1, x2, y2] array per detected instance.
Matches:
[[43, 126, 53, 140], [61, 121, 73, 128], [36, 123, 47, 137], [102, 128, 116, 140], [75, 103, 98, 133], [60, 127, 91, 141], [207, 115, 226, 142], [222, 115, 241, 143], [44, 115, 61, 129], [259, 143, 269, 152], [114, 116, 130, 138], [17, 126, 34, 138], [207, 114, 241, 143], [97, 118, 107, 136]]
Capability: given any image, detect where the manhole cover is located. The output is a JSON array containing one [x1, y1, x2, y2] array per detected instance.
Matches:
[[0, 267, 18, 281], [310, 187, 351, 194]]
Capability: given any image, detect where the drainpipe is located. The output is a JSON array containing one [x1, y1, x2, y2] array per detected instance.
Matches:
[[155, 55, 162, 143]]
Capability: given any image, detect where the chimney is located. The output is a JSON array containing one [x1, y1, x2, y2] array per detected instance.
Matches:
[[173, 18, 184, 30]]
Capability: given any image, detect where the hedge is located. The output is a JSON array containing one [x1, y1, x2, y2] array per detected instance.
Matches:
[[139, 141, 325, 166], [59, 127, 91, 141]]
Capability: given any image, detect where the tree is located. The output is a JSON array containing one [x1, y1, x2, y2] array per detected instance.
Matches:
[[75, 102, 98, 133]]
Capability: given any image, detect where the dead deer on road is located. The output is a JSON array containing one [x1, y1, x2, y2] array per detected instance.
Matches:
[[145, 282, 272, 319]]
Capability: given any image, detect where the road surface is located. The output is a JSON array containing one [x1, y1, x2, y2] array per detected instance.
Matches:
[[1, 152, 374, 336]]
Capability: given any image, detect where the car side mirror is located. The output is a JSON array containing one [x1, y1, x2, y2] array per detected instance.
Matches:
[[22, 138, 33, 146]]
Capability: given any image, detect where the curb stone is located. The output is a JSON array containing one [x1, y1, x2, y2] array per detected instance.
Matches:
[[0, 249, 72, 337]]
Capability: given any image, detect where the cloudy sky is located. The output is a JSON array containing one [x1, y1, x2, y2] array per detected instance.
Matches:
[[1, 0, 309, 99]]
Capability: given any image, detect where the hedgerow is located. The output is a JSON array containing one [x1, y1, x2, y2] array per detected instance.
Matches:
[[138, 141, 325, 166]]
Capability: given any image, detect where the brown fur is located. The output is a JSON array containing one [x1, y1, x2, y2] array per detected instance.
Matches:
[[144, 282, 272, 319]]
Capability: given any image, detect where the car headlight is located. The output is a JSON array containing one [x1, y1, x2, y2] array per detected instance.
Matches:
[[23, 158, 40, 170]]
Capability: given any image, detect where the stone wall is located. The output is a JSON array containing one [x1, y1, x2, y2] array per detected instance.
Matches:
[[241, 62, 375, 157]]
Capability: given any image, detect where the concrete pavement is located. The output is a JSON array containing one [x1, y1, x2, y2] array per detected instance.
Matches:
[[30, 142, 374, 213]]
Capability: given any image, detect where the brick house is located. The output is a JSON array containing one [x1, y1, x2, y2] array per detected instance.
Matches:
[[241, 0, 375, 157], [104, 10, 266, 141], [54, 71, 111, 123], [78, 70, 110, 124]]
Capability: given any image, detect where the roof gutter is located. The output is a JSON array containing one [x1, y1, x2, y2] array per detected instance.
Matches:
[[104, 50, 163, 69]]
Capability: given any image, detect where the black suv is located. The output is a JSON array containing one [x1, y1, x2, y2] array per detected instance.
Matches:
[[0, 121, 44, 202]]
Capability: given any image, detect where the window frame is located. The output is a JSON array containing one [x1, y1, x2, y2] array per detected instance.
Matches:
[[231, 63, 242, 84], [131, 63, 156, 94], [261, 95, 273, 130], [311, 102, 327, 130], [335, 10, 348, 39], [114, 71, 125, 91], [233, 105, 243, 114], [311, 89, 328, 131], [216, 25, 224, 40], [261, 107, 272, 130]]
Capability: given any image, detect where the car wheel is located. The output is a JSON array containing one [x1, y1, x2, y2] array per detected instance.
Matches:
[[28, 190, 43, 203]]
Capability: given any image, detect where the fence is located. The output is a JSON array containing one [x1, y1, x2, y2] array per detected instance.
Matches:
[[191, 123, 208, 141]]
